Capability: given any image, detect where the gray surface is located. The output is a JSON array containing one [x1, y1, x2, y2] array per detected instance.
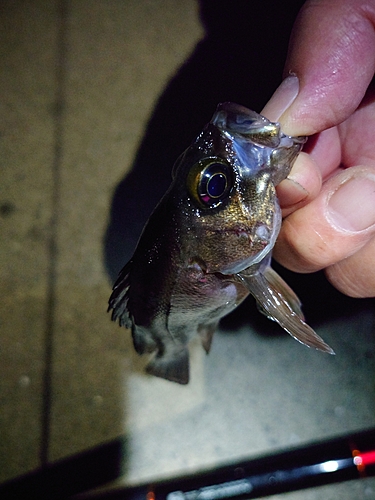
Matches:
[[122, 310, 375, 480], [0, 1, 374, 498]]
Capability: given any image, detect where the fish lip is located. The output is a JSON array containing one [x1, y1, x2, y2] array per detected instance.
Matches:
[[206, 226, 251, 236], [220, 248, 270, 274], [204, 227, 273, 275], [206, 226, 270, 244]]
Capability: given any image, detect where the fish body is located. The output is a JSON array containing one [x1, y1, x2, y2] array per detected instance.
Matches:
[[109, 103, 334, 384]]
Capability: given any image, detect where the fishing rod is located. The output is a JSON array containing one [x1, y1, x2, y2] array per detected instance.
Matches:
[[85, 427, 375, 500], [1, 428, 374, 498]]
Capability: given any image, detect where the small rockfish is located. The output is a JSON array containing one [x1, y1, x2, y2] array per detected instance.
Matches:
[[108, 102, 334, 384]]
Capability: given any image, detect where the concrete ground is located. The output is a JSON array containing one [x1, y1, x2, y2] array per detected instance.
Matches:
[[0, 1, 374, 498]]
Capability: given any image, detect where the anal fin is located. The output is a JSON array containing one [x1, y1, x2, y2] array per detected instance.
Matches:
[[131, 324, 157, 355], [146, 347, 190, 385]]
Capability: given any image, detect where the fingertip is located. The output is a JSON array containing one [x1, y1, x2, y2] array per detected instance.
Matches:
[[326, 169, 375, 232], [273, 216, 321, 274], [265, 0, 375, 136], [261, 75, 299, 122], [277, 152, 322, 216]]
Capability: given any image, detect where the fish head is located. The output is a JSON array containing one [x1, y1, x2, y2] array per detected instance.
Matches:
[[172, 102, 305, 275]]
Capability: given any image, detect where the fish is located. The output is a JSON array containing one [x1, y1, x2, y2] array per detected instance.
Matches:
[[108, 102, 334, 385]]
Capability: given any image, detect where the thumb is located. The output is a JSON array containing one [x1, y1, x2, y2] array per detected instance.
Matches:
[[263, 0, 375, 136], [273, 166, 375, 274]]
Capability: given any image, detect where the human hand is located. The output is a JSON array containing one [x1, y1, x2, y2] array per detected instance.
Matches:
[[262, 0, 375, 298]]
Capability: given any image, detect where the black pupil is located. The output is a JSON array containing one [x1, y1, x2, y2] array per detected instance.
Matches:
[[207, 173, 227, 198], [194, 160, 232, 207]]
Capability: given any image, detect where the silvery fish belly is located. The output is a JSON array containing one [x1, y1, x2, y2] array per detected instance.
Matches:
[[108, 102, 334, 384]]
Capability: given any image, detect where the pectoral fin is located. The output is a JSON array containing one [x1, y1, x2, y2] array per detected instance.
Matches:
[[263, 266, 304, 319], [237, 268, 335, 355]]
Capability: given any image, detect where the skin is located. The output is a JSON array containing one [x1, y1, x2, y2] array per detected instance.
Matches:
[[261, 0, 375, 298]]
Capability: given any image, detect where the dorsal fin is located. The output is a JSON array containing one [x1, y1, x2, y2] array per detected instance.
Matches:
[[108, 261, 132, 328]]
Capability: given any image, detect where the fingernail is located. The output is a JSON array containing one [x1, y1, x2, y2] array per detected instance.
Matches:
[[327, 175, 375, 232], [262, 75, 299, 122]]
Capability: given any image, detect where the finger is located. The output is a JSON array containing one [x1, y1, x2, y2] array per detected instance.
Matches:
[[339, 92, 375, 167], [265, 0, 375, 136], [276, 152, 322, 217], [262, 79, 322, 214], [325, 237, 375, 297], [274, 166, 375, 272], [306, 127, 342, 181]]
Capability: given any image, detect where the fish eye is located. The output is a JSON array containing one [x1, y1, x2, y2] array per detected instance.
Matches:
[[187, 158, 234, 208]]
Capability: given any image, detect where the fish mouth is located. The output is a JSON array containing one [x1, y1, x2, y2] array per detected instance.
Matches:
[[209, 223, 272, 246], [207, 225, 274, 275], [222, 246, 272, 274]]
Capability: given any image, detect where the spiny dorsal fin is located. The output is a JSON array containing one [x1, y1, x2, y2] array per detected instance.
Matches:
[[108, 261, 132, 329]]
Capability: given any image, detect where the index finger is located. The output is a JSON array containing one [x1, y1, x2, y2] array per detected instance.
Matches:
[[266, 0, 375, 136]]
